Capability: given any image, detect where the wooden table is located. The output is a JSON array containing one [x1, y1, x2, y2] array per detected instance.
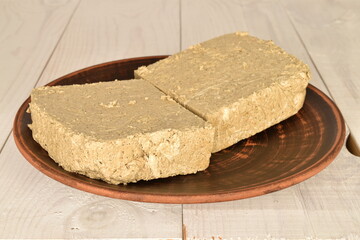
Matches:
[[1, 0, 359, 239]]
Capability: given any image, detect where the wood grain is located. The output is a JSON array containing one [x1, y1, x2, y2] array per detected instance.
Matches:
[[0, 0, 182, 238], [183, 144, 360, 239], [181, 0, 247, 49], [36, 0, 180, 87], [0, 0, 79, 150], [181, 0, 360, 238], [282, 0, 360, 154], [0, 138, 181, 238]]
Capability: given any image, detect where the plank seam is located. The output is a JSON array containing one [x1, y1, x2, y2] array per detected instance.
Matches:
[[0, 0, 81, 156], [279, 0, 335, 102], [0, 132, 12, 156], [31, 0, 82, 90], [182, 204, 186, 239], [295, 185, 316, 237], [280, 0, 360, 155], [179, 0, 182, 50]]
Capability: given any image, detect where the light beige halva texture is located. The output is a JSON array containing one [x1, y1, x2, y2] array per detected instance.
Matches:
[[29, 80, 214, 184], [135, 32, 311, 152]]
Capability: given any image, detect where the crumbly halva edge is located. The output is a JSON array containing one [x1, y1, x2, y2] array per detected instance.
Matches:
[[28, 83, 214, 185], [135, 32, 311, 152]]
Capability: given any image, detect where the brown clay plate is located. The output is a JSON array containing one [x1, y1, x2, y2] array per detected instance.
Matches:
[[13, 56, 346, 204]]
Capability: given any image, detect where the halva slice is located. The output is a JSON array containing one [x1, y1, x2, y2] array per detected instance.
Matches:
[[135, 32, 311, 152], [28, 80, 214, 184]]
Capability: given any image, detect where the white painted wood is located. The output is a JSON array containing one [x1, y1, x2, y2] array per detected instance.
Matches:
[[281, 0, 360, 154], [183, 188, 314, 239], [295, 146, 360, 237], [36, 0, 180, 86], [181, 0, 360, 238], [0, 138, 181, 239], [0, 0, 182, 238], [0, 0, 79, 149], [181, 0, 248, 49], [183, 145, 360, 239]]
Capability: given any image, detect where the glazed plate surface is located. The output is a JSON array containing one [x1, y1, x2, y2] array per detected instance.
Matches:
[[13, 56, 345, 203]]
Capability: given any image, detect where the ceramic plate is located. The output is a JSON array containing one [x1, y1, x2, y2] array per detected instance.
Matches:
[[13, 56, 345, 203]]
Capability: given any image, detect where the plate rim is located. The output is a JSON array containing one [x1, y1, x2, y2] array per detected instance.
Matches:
[[13, 56, 346, 204]]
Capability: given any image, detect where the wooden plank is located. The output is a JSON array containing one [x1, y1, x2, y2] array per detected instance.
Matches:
[[181, 0, 360, 238], [0, 0, 79, 149], [183, 188, 314, 239], [181, 0, 248, 49], [183, 145, 360, 239], [37, 0, 180, 86], [292, 144, 360, 237], [281, 0, 360, 154], [0, 0, 182, 238], [0, 138, 182, 239], [279, 0, 360, 237]]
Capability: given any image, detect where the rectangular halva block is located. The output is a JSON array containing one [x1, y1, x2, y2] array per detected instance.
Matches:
[[135, 32, 311, 152], [29, 80, 214, 184]]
